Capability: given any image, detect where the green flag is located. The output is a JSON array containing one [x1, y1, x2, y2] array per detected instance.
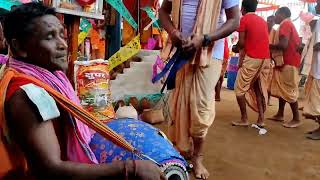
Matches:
[[141, 6, 160, 29], [106, 0, 137, 30], [80, 18, 92, 33]]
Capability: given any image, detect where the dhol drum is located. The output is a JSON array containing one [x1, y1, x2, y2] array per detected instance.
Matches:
[[90, 118, 189, 180]]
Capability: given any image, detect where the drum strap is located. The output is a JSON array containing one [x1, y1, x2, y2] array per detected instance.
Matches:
[[0, 69, 135, 152]]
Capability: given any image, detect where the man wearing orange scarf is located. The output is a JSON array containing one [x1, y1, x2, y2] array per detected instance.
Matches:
[[159, 0, 239, 179]]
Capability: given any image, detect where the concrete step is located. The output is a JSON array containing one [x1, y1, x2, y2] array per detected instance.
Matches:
[[110, 50, 162, 101]]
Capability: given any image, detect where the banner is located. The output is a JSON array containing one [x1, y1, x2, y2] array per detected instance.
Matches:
[[141, 6, 160, 29], [0, 0, 21, 10], [106, 0, 138, 30], [78, 31, 88, 46], [80, 18, 92, 33], [301, 0, 316, 3], [256, 5, 279, 11], [78, 18, 93, 46], [152, 55, 165, 80], [108, 34, 141, 71]]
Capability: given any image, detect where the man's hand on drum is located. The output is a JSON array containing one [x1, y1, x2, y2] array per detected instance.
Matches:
[[134, 160, 166, 180]]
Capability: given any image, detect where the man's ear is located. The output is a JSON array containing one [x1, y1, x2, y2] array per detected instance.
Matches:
[[10, 38, 27, 58]]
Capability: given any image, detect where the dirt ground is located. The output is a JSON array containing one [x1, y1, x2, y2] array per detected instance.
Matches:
[[158, 87, 320, 180]]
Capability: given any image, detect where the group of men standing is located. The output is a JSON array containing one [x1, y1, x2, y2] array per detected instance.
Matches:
[[233, 0, 320, 138], [160, 0, 320, 179], [232, 2, 302, 129]]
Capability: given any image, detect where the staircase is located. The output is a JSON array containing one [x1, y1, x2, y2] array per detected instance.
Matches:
[[110, 50, 163, 101]]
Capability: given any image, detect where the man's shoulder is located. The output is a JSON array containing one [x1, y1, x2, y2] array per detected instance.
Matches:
[[5, 88, 35, 115], [6, 83, 61, 122]]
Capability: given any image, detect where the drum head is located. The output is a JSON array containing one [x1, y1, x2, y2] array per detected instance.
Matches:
[[164, 165, 189, 180]]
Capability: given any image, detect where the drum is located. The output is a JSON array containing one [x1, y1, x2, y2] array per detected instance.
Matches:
[[89, 118, 189, 180]]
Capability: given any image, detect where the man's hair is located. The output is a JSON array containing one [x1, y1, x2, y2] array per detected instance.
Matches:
[[3, 2, 56, 45], [277, 7, 291, 18], [242, 0, 258, 13]]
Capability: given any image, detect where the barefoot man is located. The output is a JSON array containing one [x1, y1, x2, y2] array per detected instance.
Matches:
[[303, 0, 320, 140], [269, 7, 302, 128], [232, 0, 270, 127], [159, 0, 239, 179]]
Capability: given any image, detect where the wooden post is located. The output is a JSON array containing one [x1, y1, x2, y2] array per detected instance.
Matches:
[[64, 15, 80, 86], [105, 6, 121, 59]]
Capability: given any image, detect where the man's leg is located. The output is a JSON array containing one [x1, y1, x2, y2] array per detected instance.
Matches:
[[190, 60, 221, 179], [192, 137, 209, 179], [215, 76, 223, 101], [268, 98, 286, 122], [232, 94, 250, 126], [232, 56, 266, 126], [283, 101, 302, 128], [267, 91, 272, 106], [254, 81, 264, 127]]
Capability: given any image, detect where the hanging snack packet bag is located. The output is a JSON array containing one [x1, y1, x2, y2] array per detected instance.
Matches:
[[74, 59, 115, 122]]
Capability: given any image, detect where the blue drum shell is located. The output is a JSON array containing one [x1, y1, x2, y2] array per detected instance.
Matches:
[[89, 118, 187, 168]]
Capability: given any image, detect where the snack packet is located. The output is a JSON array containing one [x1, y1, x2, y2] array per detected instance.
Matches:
[[74, 59, 115, 122]]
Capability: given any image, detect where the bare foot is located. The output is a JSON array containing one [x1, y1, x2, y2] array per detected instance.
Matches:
[[215, 94, 221, 101], [267, 115, 284, 122], [306, 128, 320, 140], [283, 120, 302, 128], [232, 120, 249, 127], [191, 155, 209, 179]]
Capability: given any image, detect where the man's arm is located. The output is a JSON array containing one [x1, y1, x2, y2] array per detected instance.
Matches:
[[237, 31, 245, 49], [208, 6, 240, 42], [159, 0, 185, 47], [270, 35, 289, 50], [182, 5, 240, 53], [159, 0, 175, 35], [6, 90, 164, 179], [235, 32, 245, 68]]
